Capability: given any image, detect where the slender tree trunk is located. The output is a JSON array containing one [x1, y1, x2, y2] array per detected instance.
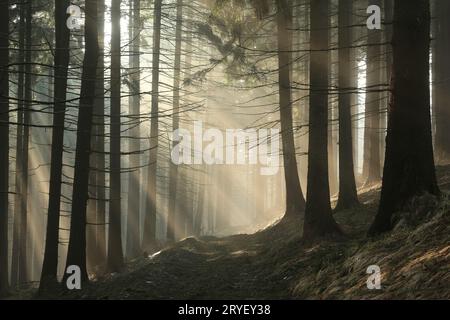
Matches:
[[185, 168, 194, 237], [363, 0, 382, 185], [380, 0, 393, 170], [95, 0, 107, 269], [369, 0, 439, 235], [433, 0, 450, 163], [167, 0, 183, 242], [11, 1, 25, 287], [328, 41, 337, 197], [0, 0, 9, 297], [39, 0, 70, 293], [178, 169, 189, 238], [206, 166, 214, 235], [126, 0, 142, 260], [193, 168, 205, 237], [87, 138, 97, 271], [336, 0, 359, 211], [108, 0, 125, 272], [18, 0, 32, 285], [276, 0, 306, 220], [63, 0, 99, 284], [142, 0, 162, 250], [303, 0, 341, 241]]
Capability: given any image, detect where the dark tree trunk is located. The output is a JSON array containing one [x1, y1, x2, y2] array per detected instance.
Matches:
[[368, 0, 439, 235], [39, 0, 70, 293], [433, 0, 450, 163], [0, 0, 9, 297], [126, 0, 142, 260], [95, 0, 107, 269], [87, 131, 96, 271], [380, 0, 394, 169], [142, 0, 162, 250], [276, 0, 306, 219], [17, 0, 32, 285], [108, 0, 124, 272], [167, 0, 183, 242], [335, 0, 359, 211], [384, 0, 393, 82], [303, 0, 341, 241], [363, 0, 382, 185], [63, 0, 99, 284], [11, 1, 25, 287]]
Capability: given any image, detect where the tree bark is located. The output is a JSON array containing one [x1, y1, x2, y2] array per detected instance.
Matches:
[[0, 0, 9, 297], [63, 0, 99, 284], [303, 0, 341, 241], [17, 0, 32, 285], [108, 0, 125, 272], [167, 0, 183, 242], [362, 0, 382, 185], [335, 0, 359, 211], [39, 0, 71, 293], [95, 0, 107, 269], [369, 0, 439, 235], [142, 0, 162, 250], [433, 0, 450, 163], [380, 0, 393, 169], [126, 0, 142, 260], [11, 1, 25, 287], [276, 0, 306, 220]]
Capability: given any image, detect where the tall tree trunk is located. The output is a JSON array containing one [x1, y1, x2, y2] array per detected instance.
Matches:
[[95, 0, 107, 269], [126, 0, 142, 260], [193, 168, 206, 236], [363, 0, 382, 185], [0, 0, 9, 297], [368, 0, 439, 235], [276, 0, 306, 220], [11, 0, 25, 287], [384, 0, 393, 83], [433, 0, 450, 163], [380, 0, 393, 170], [335, 0, 359, 211], [167, 0, 183, 242], [39, 0, 71, 293], [303, 0, 341, 241], [142, 0, 162, 251], [184, 168, 194, 237], [87, 129, 97, 271], [328, 37, 337, 197], [206, 166, 214, 235], [108, 0, 124, 272], [63, 0, 99, 284], [18, 0, 32, 285]]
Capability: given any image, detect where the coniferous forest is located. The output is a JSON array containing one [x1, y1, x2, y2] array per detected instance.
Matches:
[[0, 0, 449, 302]]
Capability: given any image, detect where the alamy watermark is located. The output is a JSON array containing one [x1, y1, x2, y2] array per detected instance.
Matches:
[[66, 4, 382, 32], [66, 265, 81, 290], [66, 5, 82, 31], [170, 121, 280, 176], [366, 265, 382, 290], [367, 5, 381, 30]]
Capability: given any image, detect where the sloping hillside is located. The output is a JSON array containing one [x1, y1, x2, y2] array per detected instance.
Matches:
[[41, 167, 448, 300]]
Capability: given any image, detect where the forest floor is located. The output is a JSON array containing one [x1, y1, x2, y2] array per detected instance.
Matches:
[[12, 167, 450, 300]]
